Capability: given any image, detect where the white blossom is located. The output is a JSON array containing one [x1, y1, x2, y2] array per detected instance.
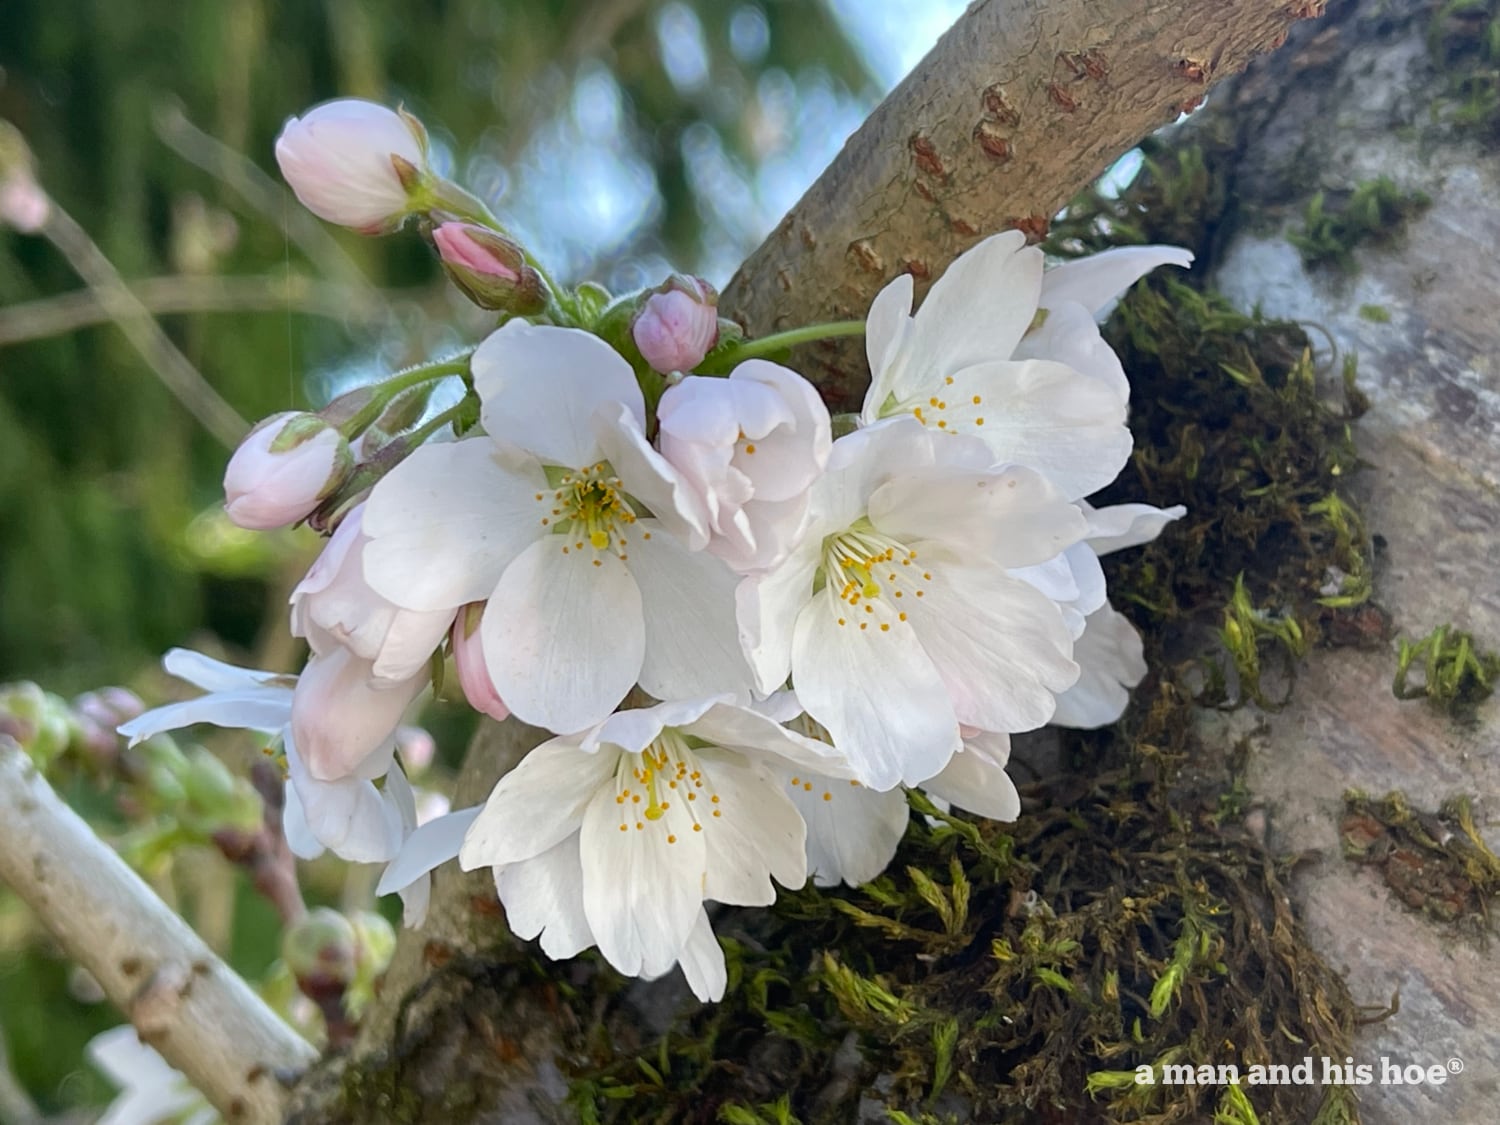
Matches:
[[737, 418, 1085, 790], [362, 321, 752, 734], [860, 232, 1132, 501], [458, 696, 846, 1000], [118, 649, 429, 915], [656, 360, 832, 573]]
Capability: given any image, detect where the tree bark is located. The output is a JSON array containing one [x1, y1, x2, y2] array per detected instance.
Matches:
[[719, 0, 1323, 409], [286, 1, 1336, 1120], [0, 739, 317, 1125], [1189, 1, 1500, 1120]]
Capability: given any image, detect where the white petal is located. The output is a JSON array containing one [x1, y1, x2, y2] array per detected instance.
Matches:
[[677, 908, 727, 1002], [631, 524, 755, 702], [459, 736, 615, 868], [398, 874, 432, 929], [292, 650, 425, 781], [475, 321, 643, 467], [585, 697, 725, 756], [280, 782, 323, 860], [1051, 603, 1148, 728], [377, 806, 481, 898], [482, 537, 644, 734], [863, 272, 914, 422], [725, 361, 831, 502], [362, 440, 547, 612], [735, 534, 822, 696], [1083, 501, 1187, 555], [285, 735, 401, 862], [903, 559, 1078, 733], [791, 586, 960, 789], [495, 834, 596, 960], [1014, 301, 1130, 401], [924, 741, 1021, 821], [579, 778, 705, 979], [687, 700, 855, 779], [698, 750, 806, 905], [900, 359, 1131, 501], [899, 232, 1041, 399], [868, 463, 1089, 569], [118, 689, 293, 747], [787, 773, 909, 888], [161, 648, 285, 693], [1040, 245, 1194, 318], [593, 402, 710, 549]]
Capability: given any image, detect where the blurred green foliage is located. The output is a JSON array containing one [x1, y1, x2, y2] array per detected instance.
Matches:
[[0, 0, 875, 1113]]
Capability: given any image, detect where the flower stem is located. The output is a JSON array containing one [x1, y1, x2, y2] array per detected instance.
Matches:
[[333, 353, 472, 438], [698, 320, 865, 374]]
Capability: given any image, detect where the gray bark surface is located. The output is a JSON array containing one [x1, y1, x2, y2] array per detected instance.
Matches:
[[1201, 1, 1500, 1120]]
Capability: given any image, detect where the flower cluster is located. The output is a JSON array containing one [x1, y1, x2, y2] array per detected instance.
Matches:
[[127, 97, 1189, 1002]]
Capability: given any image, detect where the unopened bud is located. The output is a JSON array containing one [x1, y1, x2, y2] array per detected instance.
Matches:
[[632, 275, 719, 374], [0, 121, 50, 234], [451, 603, 509, 721], [283, 907, 359, 993], [0, 681, 71, 766], [274, 100, 428, 234], [224, 412, 353, 530], [432, 222, 546, 314], [182, 750, 262, 835]]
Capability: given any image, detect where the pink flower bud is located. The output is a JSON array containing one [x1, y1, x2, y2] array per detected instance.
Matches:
[[0, 174, 49, 233], [451, 604, 509, 721], [224, 412, 353, 530], [274, 99, 426, 233], [431, 222, 545, 313], [632, 276, 720, 374]]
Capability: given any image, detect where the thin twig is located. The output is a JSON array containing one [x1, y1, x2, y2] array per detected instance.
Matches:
[[0, 274, 423, 348], [0, 739, 317, 1124], [38, 201, 247, 447]]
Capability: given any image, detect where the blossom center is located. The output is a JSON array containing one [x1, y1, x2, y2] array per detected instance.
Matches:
[[538, 462, 638, 559], [609, 729, 720, 842], [819, 521, 932, 630]]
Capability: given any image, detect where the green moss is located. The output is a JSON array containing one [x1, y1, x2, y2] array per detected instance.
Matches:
[[1287, 178, 1431, 271], [1431, 0, 1500, 134], [1341, 791, 1500, 935], [1357, 303, 1391, 323], [1392, 624, 1500, 714]]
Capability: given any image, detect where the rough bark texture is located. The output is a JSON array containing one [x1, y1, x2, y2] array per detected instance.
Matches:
[[281, 2, 1375, 1121], [718, 0, 1324, 409], [0, 740, 317, 1124], [1196, 1, 1500, 1119]]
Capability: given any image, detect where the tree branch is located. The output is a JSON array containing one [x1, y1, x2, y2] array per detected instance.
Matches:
[[37, 200, 248, 447], [719, 0, 1320, 409], [0, 739, 317, 1125], [0, 274, 418, 348]]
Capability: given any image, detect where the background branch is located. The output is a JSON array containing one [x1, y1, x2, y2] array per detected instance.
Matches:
[[37, 200, 248, 447], [720, 0, 1318, 408], [0, 739, 317, 1125], [0, 275, 418, 348]]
